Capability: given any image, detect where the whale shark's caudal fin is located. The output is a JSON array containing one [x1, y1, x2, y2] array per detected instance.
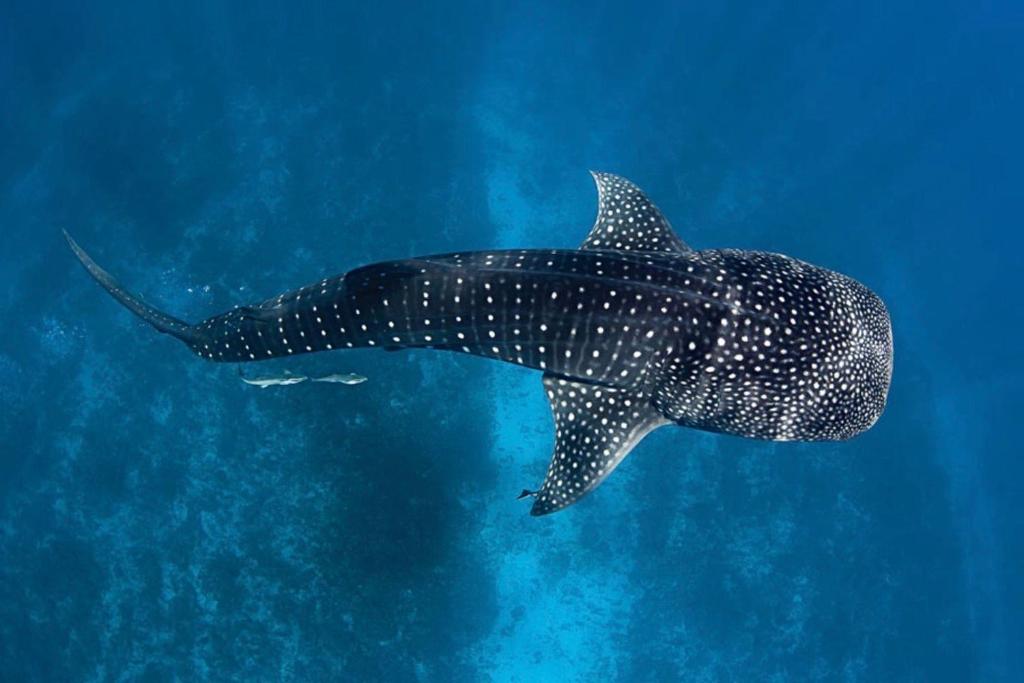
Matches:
[[63, 230, 199, 345]]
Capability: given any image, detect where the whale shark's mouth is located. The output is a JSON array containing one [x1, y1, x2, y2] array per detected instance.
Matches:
[[882, 312, 895, 394], [879, 313, 895, 408], [853, 290, 894, 435]]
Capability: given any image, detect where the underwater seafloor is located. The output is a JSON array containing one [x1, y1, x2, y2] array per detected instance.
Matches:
[[1, 2, 1021, 681]]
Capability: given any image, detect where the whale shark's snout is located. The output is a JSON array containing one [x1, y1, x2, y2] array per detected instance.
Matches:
[[844, 284, 894, 437], [866, 291, 894, 431]]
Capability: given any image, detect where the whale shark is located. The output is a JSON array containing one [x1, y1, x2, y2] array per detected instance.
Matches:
[[65, 172, 894, 515]]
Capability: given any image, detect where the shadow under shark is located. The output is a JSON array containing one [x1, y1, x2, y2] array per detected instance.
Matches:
[[65, 172, 893, 515]]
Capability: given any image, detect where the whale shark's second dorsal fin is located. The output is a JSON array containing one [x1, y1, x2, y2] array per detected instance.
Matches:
[[528, 374, 670, 516], [581, 172, 692, 254]]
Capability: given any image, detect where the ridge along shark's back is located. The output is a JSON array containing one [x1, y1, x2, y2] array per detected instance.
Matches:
[[65, 171, 893, 516]]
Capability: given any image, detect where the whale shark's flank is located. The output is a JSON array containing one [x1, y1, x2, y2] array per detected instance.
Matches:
[[65, 172, 893, 515]]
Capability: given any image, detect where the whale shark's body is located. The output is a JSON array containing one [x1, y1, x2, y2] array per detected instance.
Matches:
[[66, 173, 893, 515]]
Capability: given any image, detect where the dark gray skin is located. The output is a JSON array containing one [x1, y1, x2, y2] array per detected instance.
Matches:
[[66, 172, 893, 515]]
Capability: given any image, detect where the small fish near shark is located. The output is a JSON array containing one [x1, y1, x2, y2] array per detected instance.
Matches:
[[239, 370, 308, 388], [237, 368, 367, 388], [312, 373, 367, 385], [65, 172, 893, 516]]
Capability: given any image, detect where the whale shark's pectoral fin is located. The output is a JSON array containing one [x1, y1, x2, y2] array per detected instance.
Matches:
[[529, 374, 670, 516], [581, 172, 693, 254]]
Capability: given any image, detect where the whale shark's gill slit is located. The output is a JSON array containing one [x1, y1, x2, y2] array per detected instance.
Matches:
[[537, 369, 620, 390], [64, 230, 199, 345]]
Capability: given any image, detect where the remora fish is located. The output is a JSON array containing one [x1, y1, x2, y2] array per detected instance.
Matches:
[[239, 369, 308, 388], [312, 373, 367, 385], [65, 172, 894, 515]]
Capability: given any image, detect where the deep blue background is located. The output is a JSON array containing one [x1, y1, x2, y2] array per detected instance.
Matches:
[[1, 1, 1021, 680]]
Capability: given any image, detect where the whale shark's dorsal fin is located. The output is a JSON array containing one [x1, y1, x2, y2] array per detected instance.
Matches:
[[581, 172, 692, 254], [529, 374, 670, 516]]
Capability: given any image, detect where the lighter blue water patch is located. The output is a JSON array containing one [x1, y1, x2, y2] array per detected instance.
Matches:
[[0, 2, 1020, 680]]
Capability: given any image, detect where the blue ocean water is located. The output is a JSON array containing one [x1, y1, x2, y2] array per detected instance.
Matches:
[[1, 1, 1021, 680]]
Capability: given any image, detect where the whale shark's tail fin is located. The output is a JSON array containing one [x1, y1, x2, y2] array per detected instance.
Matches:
[[63, 230, 199, 345]]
